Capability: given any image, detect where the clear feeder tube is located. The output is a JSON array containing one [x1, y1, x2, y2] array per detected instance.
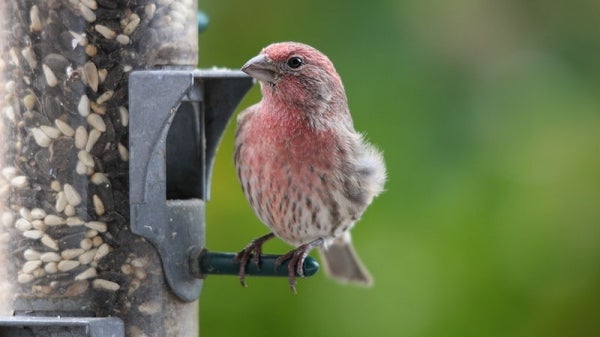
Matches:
[[0, 1, 199, 336]]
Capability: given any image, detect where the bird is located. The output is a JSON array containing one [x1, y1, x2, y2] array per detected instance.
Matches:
[[234, 42, 386, 292]]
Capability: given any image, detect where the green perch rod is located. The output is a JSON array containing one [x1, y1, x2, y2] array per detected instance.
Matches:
[[191, 249, 320, 278]]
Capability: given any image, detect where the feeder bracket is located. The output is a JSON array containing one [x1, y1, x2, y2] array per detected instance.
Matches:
[[129, 69, 253, 302]]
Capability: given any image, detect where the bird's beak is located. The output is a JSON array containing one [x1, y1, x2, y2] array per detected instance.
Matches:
[[241, 54, 279, 83]]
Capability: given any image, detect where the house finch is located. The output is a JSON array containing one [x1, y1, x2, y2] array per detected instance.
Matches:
[[235, 42, 386, 292]]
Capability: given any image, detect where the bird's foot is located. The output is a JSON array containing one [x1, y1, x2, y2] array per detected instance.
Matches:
[[275, 238, 324, 293], [234, 233, 275, 287]]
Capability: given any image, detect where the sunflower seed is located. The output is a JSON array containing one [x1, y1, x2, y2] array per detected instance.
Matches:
[[32, 268, 46, 278], [91, 172, 109, 185], [42, 64, 58, 87], [76, 160, 89, 175], [11, 176, 28, 189], [30, 208, 47, 220], [123, 13, 140, 35], [78, 150, 95, 167], [80, 3, 97, 23], [85, 230, 98, 238], [50, 180, 62, 192], [58, 260, 80, 272], [86, 128, 102, 152], [90, 101, 107, 115], [85, 221, 107, 232], [96, 90, 113, 105], [23, 94, 37, 111], [19, 208, 32, 221], [118, 142, 129, 161], [94, 243, 110, 261], [95, 24, 117, 39], [119, 106, 129, 127], [22, 260, 42, 274], [78, 94, 91, 117], [55, 119, 75, 137], [24, 249, 41, 261], [18, 273, 35, 284], [79, 249, 96, 264], [64, 204, 76, 217], [65, 280, 89, 297], [92, 235, 103, 247], [87, 113, 106, 132], [55, 191, 67, 213], [32, 128, 52, 147], [145, 4, 157, 20], [75, 267, 97, 280], [85, 44, 98, 57], [63, 183, 82, 206], [21, 46, 38, 70], [23, 230, 43, 240], [121, 263, 133, 275], [66, 216, 84, 227], [92, 279, 120, 291], [97, 68, 108, 83], [31, 220, 46, 231], [44, 214, 66, 226], [61, 248, 85, 260], [29, 5, 42, 32], [44, 262, 58, 274], [81, 0, 98, 10], [40, 125, 61, 139], [40, 252, 61, 263], [116, 34, 130, 45], [41, 234, 59, 250], [84, 62, 99, 92], [93, 194, 105, 216], [74, 126, 88, 149], [15, 218, 32, 231], [80, 238, 93, 251]]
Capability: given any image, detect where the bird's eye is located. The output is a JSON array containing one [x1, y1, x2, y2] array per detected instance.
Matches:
[[287, 56, 304, 69]]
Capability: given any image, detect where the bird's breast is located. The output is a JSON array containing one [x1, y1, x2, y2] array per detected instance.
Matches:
[[236, 120, 346, 245]]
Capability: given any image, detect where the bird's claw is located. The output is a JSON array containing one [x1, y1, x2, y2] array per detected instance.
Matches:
[[275, 241, 319, 294], [233, 249, 252, 287], [234, 233, 275, 287]]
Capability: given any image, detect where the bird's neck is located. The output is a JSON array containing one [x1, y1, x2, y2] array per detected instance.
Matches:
[[256, 103, 338, 164], [261, 98, 314, 134], [261, 89, 349, 132]]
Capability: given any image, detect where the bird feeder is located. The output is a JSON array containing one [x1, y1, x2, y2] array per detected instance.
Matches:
[[0, 1, 318, 336]]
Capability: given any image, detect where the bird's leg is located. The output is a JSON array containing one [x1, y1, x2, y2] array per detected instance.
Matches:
[[234, 232, 276, 287], [275, 238, 324, 293]]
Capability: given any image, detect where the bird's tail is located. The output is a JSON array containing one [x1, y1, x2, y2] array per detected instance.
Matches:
[[318, 234, 373, 286]]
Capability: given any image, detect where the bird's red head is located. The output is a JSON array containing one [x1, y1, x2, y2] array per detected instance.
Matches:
[[241, 42, 346, 113], [259, 42, 339, 80]]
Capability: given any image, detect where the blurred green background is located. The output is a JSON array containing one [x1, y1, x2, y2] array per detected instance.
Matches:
[[198, 1, 600, 336]]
